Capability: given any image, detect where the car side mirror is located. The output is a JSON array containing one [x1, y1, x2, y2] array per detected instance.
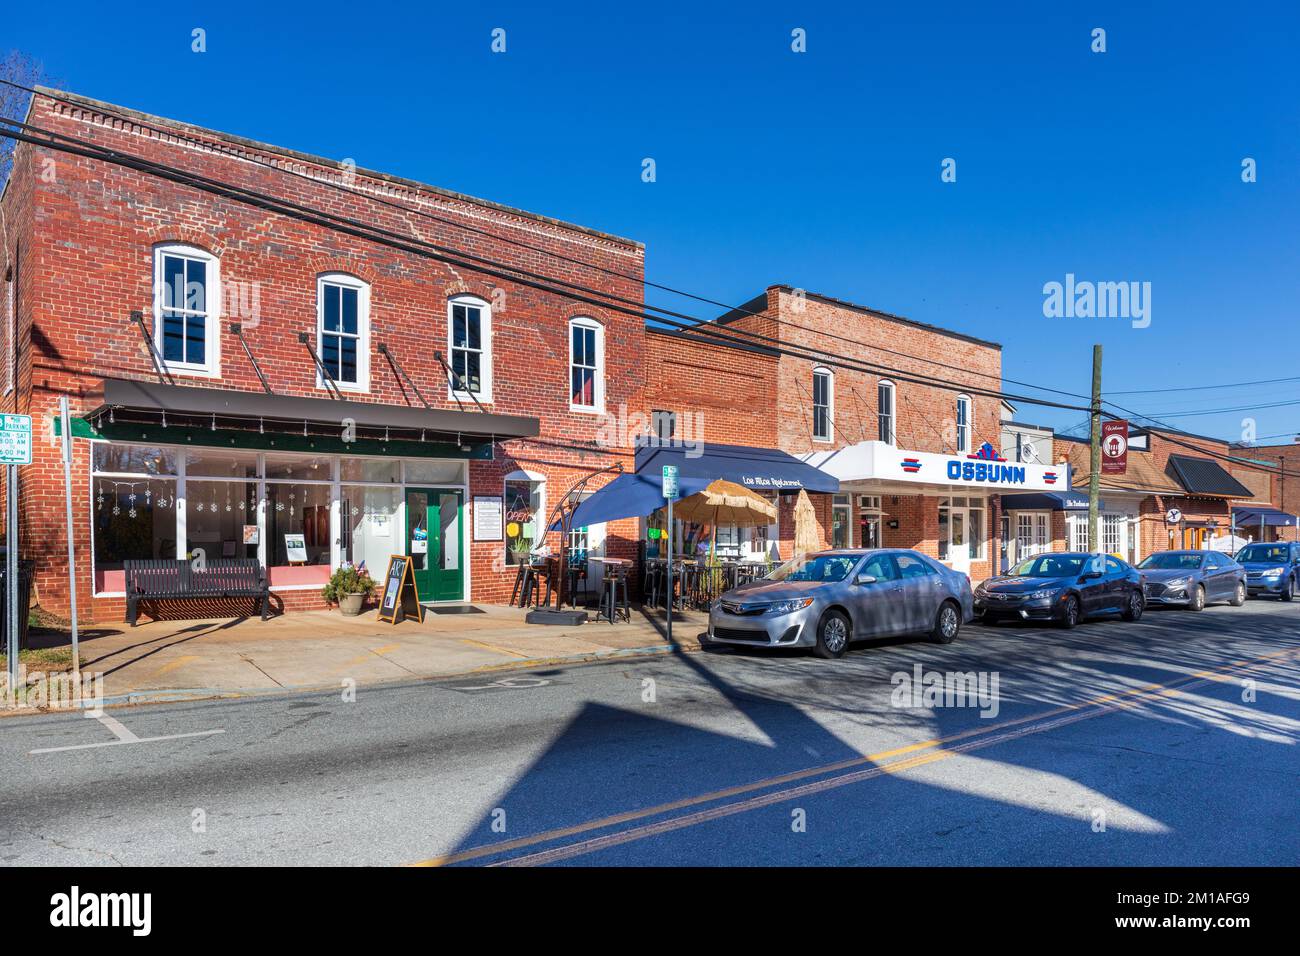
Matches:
[[855, 573, 877, 585], [1080, 571, 1102, 581]]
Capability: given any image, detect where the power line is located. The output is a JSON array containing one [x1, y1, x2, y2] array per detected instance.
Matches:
[[0, 114, 1098, 418], [1106, 374, 1300, 395], [4, 80, 1095, 408], [4, 87, 1284, 456]]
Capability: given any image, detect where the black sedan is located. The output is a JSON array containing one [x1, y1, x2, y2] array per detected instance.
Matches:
[[974, 552, 1145, 628], [1137, 550, 1246, 610]]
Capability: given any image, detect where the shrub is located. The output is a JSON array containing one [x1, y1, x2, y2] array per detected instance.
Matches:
[[322, 565, 376, 605]]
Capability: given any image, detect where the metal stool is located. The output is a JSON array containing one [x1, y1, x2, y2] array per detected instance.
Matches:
[[598, 565, 631, 623]]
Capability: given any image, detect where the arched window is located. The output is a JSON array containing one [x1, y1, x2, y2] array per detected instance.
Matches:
[[448, 294, 493, 401], [153, 243, 220, 376], [812, 367, 833, 442], [956, 394, 973, 453], [316, 273, 369, 391], [568, 316, 605, 412], [877, 380, 896, 444]]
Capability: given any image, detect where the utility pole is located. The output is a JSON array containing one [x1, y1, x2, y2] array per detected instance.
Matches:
[[1088, 345, 1102, 556]]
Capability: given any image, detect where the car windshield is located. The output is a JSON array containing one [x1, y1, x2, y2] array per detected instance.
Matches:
[[1009, 554, 1087, 578], [1236, 545, 1289, 563], [1139, 553, 1204, 571], [767, 554, 858, 583]]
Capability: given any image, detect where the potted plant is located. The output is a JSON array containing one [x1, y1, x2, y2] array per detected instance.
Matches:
[[509, 538, 533, 565], [322, 565, 376, 616]]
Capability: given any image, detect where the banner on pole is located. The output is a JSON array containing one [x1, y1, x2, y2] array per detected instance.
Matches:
[[1101, 420, 1128, 475]]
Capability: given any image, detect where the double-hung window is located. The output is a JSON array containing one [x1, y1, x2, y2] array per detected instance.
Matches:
[[154, 244, 219, 376], [956, 394, 972, 453], [877, 380, 895, 444], [448, 295, 492, 401], [812, 367, 833, 441], [317, 273, 369, 391], [569, 317, 604, 412]]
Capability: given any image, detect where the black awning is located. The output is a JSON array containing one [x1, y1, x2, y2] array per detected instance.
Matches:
[[89, 378, 538, 443], [634, 438, 839, 493], [1165, 454, 1253, 498]]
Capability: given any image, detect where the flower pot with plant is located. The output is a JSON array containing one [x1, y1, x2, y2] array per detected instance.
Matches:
[[322, 565, 376, 616]]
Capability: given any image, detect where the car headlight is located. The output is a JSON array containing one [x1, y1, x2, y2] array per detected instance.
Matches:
[[1164, 577, 1190, 589], [1026, 588, 1059, 600], [767, 598, 815, 615], [1263, 568, 1285, 578]]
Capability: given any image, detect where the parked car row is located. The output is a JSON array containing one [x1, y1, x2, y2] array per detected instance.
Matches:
[[704, 543, 1298, 661]]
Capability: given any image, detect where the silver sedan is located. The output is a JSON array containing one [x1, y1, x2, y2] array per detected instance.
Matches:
[[706, 549, 974, 659]]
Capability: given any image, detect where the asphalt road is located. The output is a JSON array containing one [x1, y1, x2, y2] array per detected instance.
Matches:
[[2, 598, 1298, 866]]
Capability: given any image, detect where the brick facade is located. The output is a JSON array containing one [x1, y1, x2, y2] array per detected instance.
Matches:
[[1, 90, 645, 621]]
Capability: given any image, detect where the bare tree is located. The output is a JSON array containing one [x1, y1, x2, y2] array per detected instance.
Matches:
[[0, 50, 47, 194]]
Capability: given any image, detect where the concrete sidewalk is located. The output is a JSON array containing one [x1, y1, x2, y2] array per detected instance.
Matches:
[[20, 603, 706, 706]]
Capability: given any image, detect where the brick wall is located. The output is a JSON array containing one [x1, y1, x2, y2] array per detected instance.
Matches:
[[2, 91, 646, 620]]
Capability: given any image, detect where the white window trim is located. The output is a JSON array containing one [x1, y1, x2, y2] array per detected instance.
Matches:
[[812, 366, 834, 443], [316, 272, 370, 393], [878, 379, 896, 445], [503, 469, 546, 563], [153, 243, 221, 378], [447, 294, 493, 403], [956, 394, 973, 453], [567, 316, 606, 414]]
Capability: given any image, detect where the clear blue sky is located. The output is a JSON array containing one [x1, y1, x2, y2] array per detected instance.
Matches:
[[5, 1, 1297, 444]]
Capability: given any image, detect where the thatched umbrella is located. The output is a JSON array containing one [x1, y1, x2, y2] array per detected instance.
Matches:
[[792, 488, 821, 558], [672, 479, 777, 556]]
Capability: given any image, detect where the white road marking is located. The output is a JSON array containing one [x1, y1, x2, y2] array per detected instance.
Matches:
[[29, 712, 224, 755], [92, 713, 140, 743]]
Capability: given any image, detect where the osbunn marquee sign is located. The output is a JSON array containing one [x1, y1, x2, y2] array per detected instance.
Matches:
[[804, 441, 1065, 493]]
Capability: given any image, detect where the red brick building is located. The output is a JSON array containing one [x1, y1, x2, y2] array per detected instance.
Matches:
[[643, 287, 1064, 582], [1, 88, 647, 620]]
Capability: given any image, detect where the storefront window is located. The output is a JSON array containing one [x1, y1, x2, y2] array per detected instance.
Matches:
[[88, 441, 471, 595], [185, 479, 258, 563], [93, 475, 178, 590], [340, 458, 400, 484], [186, 448, 258, 478], [341, 485, 400, 572], [94, 444, 177, 476], [264, 453, 332, 481], [404, 459, 465, 485], [504, 478, 543, 565], [265, 482, 331, 581]]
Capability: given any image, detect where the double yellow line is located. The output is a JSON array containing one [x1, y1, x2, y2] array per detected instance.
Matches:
[[411, 646, 1297, 867]]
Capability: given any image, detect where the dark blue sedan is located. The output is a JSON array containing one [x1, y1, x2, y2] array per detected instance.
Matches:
[[975, 552, 1145, 628]]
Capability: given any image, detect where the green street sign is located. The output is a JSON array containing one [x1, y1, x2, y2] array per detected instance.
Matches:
[[0, 414, 32, 466]]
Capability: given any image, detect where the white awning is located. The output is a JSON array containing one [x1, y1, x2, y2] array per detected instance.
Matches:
[[801, 440, 1066, 494]]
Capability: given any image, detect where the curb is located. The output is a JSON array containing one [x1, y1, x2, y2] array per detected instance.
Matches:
[[0, 638, 706, 716]]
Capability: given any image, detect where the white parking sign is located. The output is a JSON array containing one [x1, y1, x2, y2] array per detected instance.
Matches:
[[0, 414, 32, 466]]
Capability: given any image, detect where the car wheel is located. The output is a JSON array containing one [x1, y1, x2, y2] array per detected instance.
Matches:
[[1189, 585, 1205, 612], [1057, 594, 1080, 629], [1122, 588, 1144, 622], [1280, 577, 1294, 602], [931, 601, 961, 644], [812, 609, 851, 659], [1230, 581, 1246, 607]]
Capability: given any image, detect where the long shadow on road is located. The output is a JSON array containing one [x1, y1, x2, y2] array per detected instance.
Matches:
[[437, 603, 1300, 865]]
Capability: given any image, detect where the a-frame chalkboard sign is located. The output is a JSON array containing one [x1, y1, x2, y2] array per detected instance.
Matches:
[[377, 554, 424, 625]]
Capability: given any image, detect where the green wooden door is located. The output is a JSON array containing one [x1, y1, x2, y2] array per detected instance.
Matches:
[[405, 488, 464, 602]]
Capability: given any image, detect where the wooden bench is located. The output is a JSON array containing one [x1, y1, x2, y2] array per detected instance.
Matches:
[[124, 559, 271, 626]]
